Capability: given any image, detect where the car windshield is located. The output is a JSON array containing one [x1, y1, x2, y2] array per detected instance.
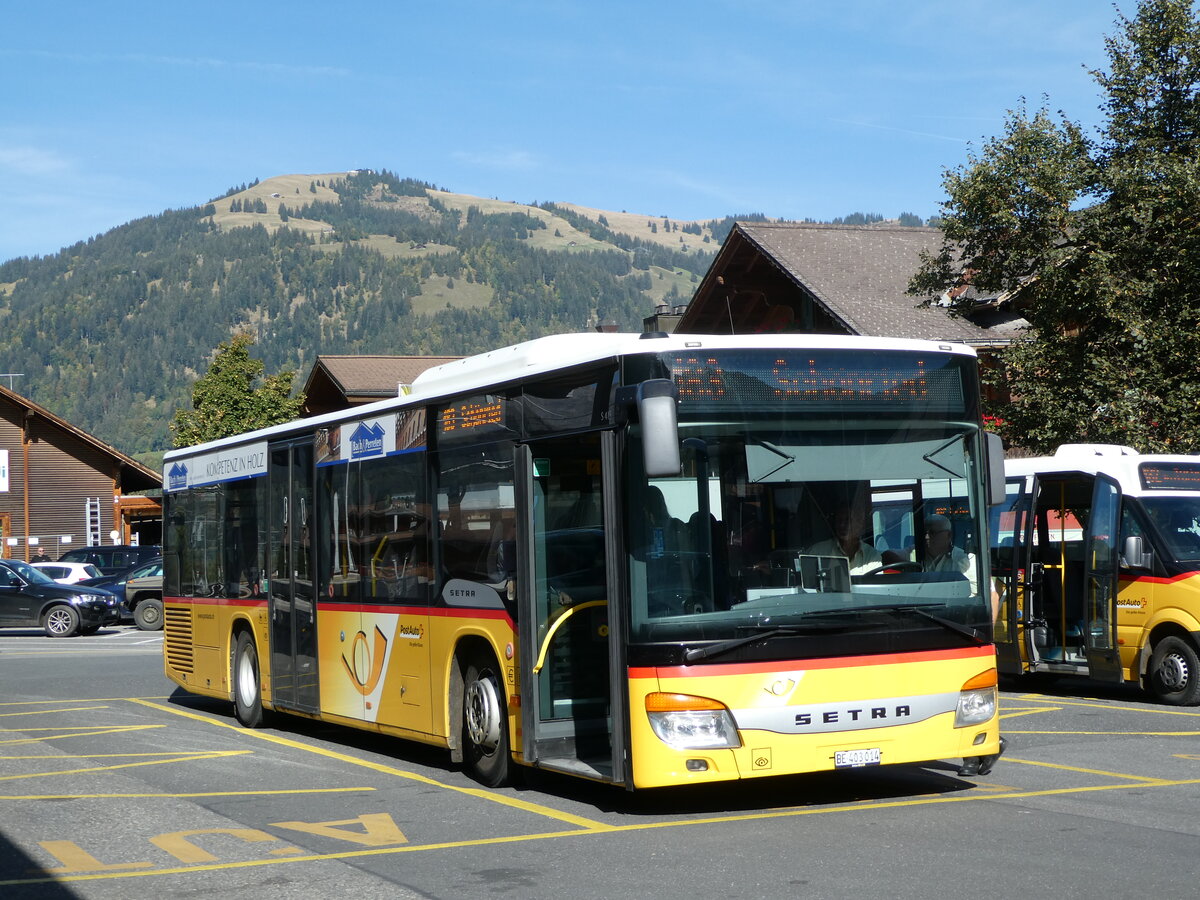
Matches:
[[12, 561, 57, 584]]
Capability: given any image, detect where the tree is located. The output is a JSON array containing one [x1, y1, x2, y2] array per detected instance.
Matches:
[[170, 332, 305, 447], [910, 0, 1200, 453]]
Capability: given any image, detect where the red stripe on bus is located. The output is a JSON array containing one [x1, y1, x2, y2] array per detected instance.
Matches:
[[628, 645, 995, 680], [166, 596, 267, 609], [1120, 570, 1200, 586], [165, 596, 512, 625]]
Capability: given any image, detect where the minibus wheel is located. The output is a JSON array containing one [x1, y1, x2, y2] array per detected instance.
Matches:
[[1148, 635, 1200, 706]]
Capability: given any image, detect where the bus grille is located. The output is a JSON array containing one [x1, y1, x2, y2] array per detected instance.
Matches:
[[164, 606, 194, 673]]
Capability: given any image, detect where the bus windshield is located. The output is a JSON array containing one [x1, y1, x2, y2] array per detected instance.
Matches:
[[625, 349, 989, 653], [1140, 497, 1200, 562]]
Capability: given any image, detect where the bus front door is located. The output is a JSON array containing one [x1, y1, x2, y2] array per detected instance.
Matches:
[[268, 440, 320, 713], [1019, 472, 1121, 681], [517, 433, 626, 784], [1082, 474, 1123, 681]]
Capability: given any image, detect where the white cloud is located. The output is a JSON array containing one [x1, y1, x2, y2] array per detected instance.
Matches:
[[0, 144, 72, 177], [451, 149, 540, 171]]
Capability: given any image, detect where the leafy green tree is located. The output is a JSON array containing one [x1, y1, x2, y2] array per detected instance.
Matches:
[[170, 332, 305, 447], [911, 0, 1200, 453]]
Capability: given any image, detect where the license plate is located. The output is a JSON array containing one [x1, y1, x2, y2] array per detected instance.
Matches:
[[834, 747, 881, 768]]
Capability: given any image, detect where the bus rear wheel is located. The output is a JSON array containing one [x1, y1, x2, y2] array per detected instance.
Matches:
[[233, 631, 265, 727], [1148, 636, 1200, 706], [462, 654, 510, 787]]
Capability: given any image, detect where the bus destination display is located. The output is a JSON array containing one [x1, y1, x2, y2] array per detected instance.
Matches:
[[437, 395, 506, 439], [668, 351, 965, 411], [1140, 463, 1200, 491]]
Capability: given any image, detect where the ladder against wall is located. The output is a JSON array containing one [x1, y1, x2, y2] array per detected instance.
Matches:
[[86, 498, 102, 546]]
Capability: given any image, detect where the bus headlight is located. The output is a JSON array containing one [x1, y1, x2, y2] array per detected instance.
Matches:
[[645, 692, 741, 750], [955, 669, 998, 727]]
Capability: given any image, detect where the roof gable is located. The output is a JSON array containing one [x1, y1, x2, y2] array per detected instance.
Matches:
[[678, 222, 995, 343]]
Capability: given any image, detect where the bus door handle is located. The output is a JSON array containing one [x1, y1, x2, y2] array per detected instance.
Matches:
[[1021, 562, 1043, 589]]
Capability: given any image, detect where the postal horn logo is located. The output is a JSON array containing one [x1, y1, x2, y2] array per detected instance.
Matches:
[[341, 625, 388, 695], [167, 462, 188, 492], [349, 421, 386, 460]]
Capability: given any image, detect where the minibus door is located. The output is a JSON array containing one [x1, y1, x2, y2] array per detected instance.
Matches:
[[268, 439, 320, 713], [990, 477, 1028, 675], [1082, 474, 1123, 681], [517, 434, 626, 784]]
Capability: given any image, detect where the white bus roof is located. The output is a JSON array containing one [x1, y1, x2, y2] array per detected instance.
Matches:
[[1006, 444, 1200, 496], [165, 331, 978, 462]]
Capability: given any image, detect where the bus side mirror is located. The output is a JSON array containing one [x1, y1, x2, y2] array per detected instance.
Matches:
[[637, 379, 681, 477], [1122, 535, 1153, 570], [985, 432, 1005, 507]]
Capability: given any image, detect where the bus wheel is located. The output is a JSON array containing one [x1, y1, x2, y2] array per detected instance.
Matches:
[[233, 631, 265, 727], [462, 654, 509, 787], [1149, 636, 1200, 706]]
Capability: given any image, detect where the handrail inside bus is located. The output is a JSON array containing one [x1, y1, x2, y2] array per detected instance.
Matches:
[[532, 599, 608, 674]]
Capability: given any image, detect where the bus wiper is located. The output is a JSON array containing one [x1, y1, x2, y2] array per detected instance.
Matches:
[[881, 604, 989, 645], [683, 623, 845, 664], [749, 439, 795, 483]]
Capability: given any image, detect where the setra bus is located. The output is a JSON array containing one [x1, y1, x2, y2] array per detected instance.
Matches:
[[992, 443, 1200, 705], [161, 331, 1005, 788]]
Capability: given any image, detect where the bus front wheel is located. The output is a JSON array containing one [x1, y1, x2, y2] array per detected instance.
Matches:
[[462, 654, 510, 787], [1148, 636, 1200, 706], [233, 631, 265, 727]]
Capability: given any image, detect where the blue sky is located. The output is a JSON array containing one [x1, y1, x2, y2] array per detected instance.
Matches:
[[1, 0, 1131, 263]]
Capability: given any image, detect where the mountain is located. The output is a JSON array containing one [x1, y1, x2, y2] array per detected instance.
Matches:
[[0, 170, 738, 456]]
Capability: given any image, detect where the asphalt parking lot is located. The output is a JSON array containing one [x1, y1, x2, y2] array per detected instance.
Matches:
[[4, 627, 1200, 899]]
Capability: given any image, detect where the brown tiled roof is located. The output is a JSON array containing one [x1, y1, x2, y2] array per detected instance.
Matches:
[[311, 355, 461, 395], [679, 223, 1017, 343], [302, 355, 461, 416], [746, 223, 990, 340]]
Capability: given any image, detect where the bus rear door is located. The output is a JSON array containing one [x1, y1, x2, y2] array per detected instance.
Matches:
[[268, 439, 320, 713]]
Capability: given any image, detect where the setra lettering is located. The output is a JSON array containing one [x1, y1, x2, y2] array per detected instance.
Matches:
[[795, 705, 913, 727]]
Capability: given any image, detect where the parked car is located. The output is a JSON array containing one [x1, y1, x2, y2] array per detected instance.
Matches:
[[0, 559, 120, 637], [57, 544, 161, 576], [79, 557, 162, 625], [125, 566, 164, 631], [32, 561, 104, 584]]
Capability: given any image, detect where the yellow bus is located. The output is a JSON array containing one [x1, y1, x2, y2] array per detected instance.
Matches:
[[162, 332, 1004, 788], [993, 444, 1200, 705]]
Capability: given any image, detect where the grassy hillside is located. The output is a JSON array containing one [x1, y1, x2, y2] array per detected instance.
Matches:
[[0, 170, 726, 454]]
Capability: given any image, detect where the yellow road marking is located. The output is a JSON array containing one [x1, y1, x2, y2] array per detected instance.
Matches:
[[130, 699, 610, 831], [0, 698, 172, 706], [150, 828, 278, 864], [1010, 695, 1200, 717], [9, 775, 1200, 887], [998, 756, 1170, 783], [0, 750, 251, 783], [998, 706, 1063, 720], [0, 707, 109, 717], [271, 813, 408, 847], [1002, 731, 1200, 736], [0, 788, 376, 800], [0, 725, 164, 745], [1, 752, 242, 759]]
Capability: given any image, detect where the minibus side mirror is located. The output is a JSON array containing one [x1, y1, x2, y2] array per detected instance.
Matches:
[[1122, 534, 1153, 570], [985, 432, 1006, 507]]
